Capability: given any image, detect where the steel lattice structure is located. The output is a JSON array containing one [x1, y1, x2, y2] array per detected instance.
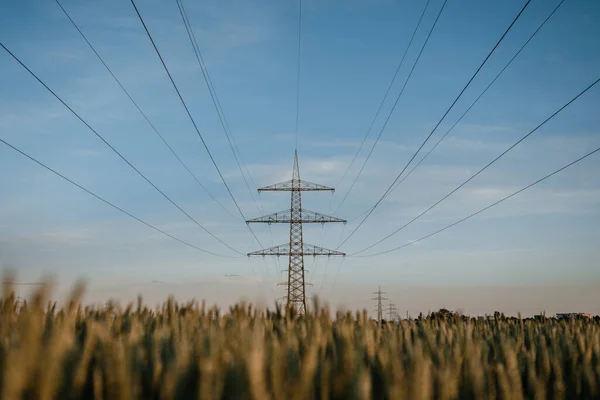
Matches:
[[246, 151, 346, 314], [372, 286, 388, 323], [387, 300, 398, 322]]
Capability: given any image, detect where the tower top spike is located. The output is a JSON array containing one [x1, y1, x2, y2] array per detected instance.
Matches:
[[293, 150, 300, 181]]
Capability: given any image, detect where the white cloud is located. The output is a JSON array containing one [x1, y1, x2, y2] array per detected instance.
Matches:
[[308, 140, 365, 149], [225, 133, 600, 228], [451, 122, 518, 136], [70, 148, 104, 157], [0, 101, 66, 135], [463, 187, 516, 202], [438, 135, 506, 154], [237, 154, 360, 187], [38, 228, 95, 246]]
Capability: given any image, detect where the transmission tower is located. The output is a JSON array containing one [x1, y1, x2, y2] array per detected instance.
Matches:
[[247, 151, 346, 315], [387, 300, 398, 322], [371, 286, 388, 323]]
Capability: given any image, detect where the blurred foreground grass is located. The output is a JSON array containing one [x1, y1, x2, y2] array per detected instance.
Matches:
[[1, 278, 599, 399]]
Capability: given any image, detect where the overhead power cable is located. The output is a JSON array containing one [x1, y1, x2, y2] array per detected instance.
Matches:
[[345, 0, 564, 224], [354, 144, 600, 257], [295, 0, 303, 150], [173, 0, 276, 288], [129, 0, 266, 249], [332, 0, 448, 214], [352, 76, 599, 255], [337, 0, 532, 250], [322, 224, 347, 293], [333, 0, 433, 210], [175, 0, 277, 291], [0, 137, 239, 258], [388, 0, 566, 195], [54, 0, 241, 222], [0, 41, 242, 256], [174, 0, 263, 216]]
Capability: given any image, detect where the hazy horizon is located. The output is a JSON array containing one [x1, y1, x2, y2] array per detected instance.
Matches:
[[6, 270, 600, 318]]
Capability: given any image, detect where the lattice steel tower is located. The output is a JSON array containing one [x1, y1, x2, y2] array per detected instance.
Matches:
[[387, 300, 398, 322], [372, 286, 388, 323], [246, 151, 346, 314]]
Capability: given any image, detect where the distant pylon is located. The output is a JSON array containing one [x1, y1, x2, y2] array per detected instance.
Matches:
[[386, 300, 398, 321], [372, 286, 388, 323], [246, 150, 346, 315]]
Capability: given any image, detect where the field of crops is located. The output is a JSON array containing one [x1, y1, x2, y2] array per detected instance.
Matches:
[[1, 280, 599, 400]]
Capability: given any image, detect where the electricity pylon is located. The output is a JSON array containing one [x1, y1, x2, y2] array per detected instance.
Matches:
[[372, 286, 388, 323], [387, 300, 398, 322], [246, 151, 346, 315]]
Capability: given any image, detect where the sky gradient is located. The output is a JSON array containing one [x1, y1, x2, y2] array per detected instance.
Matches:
[[1, 0, 599, 317]]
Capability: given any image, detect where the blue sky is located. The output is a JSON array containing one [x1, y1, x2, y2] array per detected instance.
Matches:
[[1, 0, 599, 316]]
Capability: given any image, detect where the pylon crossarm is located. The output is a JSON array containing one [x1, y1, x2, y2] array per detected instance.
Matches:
[[247, 243, 345, 257], [246, 209, 346, 224], [258, 179, 334, 192]]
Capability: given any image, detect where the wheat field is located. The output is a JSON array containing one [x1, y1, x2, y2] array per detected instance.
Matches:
[[1, 278, 599, 400]]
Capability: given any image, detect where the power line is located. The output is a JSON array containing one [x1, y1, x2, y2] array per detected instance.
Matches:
[[308, 191, 334, 289], [328, 256, 347, 294], [295, 0, 303, 150], [174, 0, 263, 216], [129, 1, 243, 220], [355, 144, 600, 257], [129, 0, 266, 249], [325, 224, 347, 293], [388, 0, 566, 195], [173, 4, 276, 294], [173, 0, 275, 284], [175, 0, 273, 292], [54, 0, 242, 222], [344, 0, 565, 224], [0, 137, 239, 258], [332, 0, 433, 208], [173, 0, 274, 290], [337, 0, 532, 250], [331, 0, 448, 217], [317, 223, 343, 292], [174, 0, 275, 291], [0, 41, 243, 256], [352, 76, 599, 255]]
